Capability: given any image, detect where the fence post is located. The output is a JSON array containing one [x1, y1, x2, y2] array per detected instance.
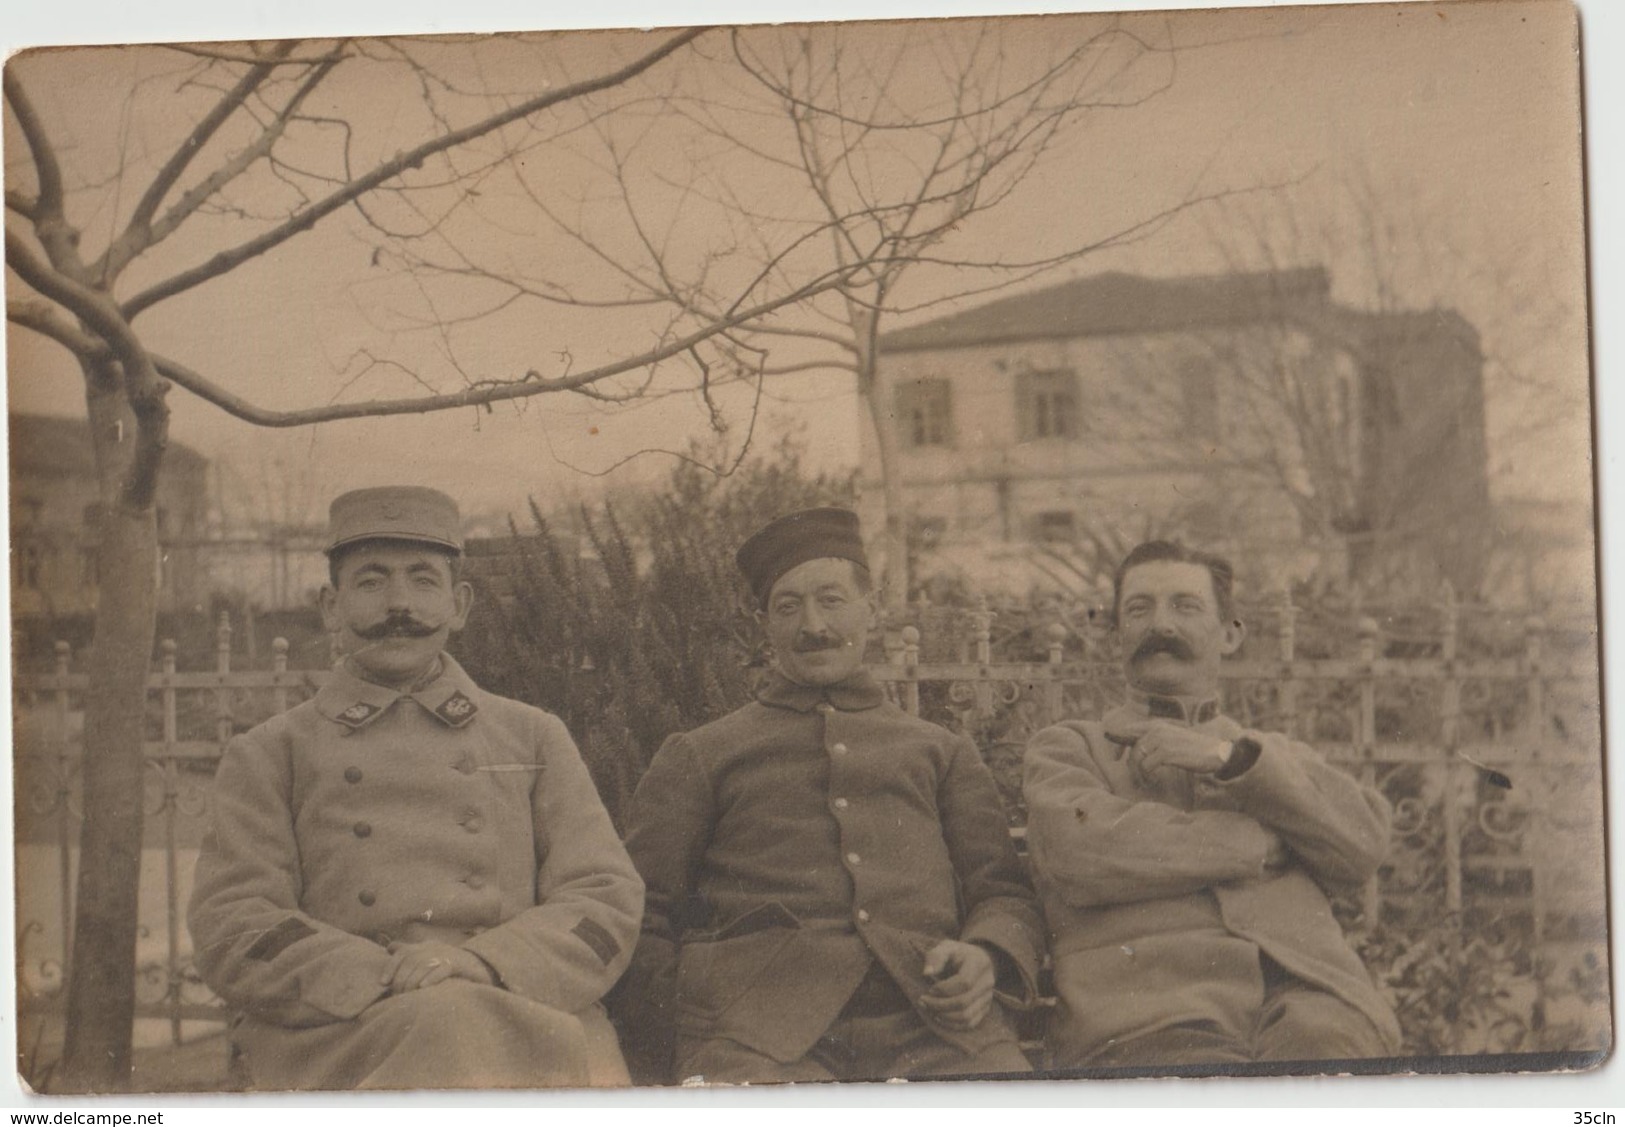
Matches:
[[1437, 589, 1466, 1034], [1525, 614, 1548, 956], [1277, 588, 1298, 739], [159, 638, 182, 1045], [901, 626, 921, 717], [272, 637, 290, 716], [53, 640, 74, 979], [1044, 622, 1067, 729], [1356, 616, 1381, 929], [971, 596, 994, 721], [1524, 614, 1546, 747], [1439, 588, 1463, 921], [215, 612, 234, 747]]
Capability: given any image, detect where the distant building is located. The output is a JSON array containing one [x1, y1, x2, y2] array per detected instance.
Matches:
[[9, 413, 210, 624], [866, 267, 1492, 596]]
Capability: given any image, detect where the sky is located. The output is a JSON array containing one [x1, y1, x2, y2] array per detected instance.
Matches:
[[3, 0, 1592, 531]]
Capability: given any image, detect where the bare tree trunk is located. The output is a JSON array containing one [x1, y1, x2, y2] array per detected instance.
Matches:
[[58, 366, 161, 1093], [864, 376, 909, 613], [851, 301, 909, 612]]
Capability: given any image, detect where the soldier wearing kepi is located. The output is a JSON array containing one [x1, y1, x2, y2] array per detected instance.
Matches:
[[1024, 540, 1400, 1070], [188, 486, 644, 1090], [617, 508, 1043, 1084]]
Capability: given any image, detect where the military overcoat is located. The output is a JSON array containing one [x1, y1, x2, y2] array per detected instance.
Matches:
[[1023, 696, 1402, 1065], [188, 656, 644, 1089], [619, 671, 1044, 1072]]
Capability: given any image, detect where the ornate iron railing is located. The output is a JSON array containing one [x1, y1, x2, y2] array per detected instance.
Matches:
[[12, 597, 1608, 1058]]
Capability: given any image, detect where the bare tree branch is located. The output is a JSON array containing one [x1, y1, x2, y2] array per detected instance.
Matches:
[[4, 70, 65, 217], [120, 27, 708, 320], [5, 188, 39, 219], [98, 40, 306, 280], [7, 229, 171, 507], [163, 42, 351, 66], [5, 68, 85, 281], [34, 262, 859, 428], [8, 298, 102, 356]]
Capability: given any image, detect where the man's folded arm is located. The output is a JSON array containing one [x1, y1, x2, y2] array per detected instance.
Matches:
[[1216, 730, 1392, 888], [1023, 723, 1280, 908]]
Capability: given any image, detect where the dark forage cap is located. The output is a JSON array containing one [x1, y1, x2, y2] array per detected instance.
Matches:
[[326, 486, 464, 555], [736, 507, 869, 607]]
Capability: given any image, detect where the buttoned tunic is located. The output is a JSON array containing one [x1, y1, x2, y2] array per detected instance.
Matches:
[[188, 656, 644, 1089], [1023, 696, 1401, 1065], [619, 671, 1043, 1074]]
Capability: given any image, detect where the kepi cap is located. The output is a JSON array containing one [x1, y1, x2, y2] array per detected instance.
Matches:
[[326, 486, 464, 555], [737, 507, 868, 606]]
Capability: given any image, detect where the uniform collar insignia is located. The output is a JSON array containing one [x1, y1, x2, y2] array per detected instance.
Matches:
[[411, 655, 483, 728], [335, 701, 382, 728], [431, 690, 478, 728], [317, 652, 481, 729], [316, 665, 400, 730], [758, 669, 886, 713]]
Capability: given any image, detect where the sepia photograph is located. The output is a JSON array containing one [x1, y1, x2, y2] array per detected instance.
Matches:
[[3, 0, 1606, 1101]]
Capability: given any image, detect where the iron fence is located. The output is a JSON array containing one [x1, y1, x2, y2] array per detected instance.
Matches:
[[12, 597, 1608, 1058]]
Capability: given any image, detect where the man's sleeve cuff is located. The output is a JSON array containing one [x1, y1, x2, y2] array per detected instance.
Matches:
[[961, 912, 1043, 1005], [971, 940, 1031, 1007], [1216, 736, 1263, 781]]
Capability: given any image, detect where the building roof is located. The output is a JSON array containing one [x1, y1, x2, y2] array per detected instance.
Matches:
[[878, 267, 1333, 353], [8, 412, 207, 478]]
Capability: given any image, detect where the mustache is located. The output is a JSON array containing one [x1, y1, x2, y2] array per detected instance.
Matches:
[[791, 632, 849, 653], [352, 612, 441, 640], [1132, 633, 1196, 663]]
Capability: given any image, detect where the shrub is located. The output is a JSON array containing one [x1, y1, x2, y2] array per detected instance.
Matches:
[[453, 436, 855, 827]]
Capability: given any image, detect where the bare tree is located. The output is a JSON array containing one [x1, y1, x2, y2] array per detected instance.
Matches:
[[5, 28, 896, 1089], [727, 20, 1196, 607], [491, 16, 1247, 607]]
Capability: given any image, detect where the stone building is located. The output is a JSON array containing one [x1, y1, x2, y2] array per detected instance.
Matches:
[[9, 412, 211, 629], [865, 267, 1492, 596]]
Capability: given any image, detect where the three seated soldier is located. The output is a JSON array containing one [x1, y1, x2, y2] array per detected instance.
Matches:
[[190, 497, 1394, 1089]]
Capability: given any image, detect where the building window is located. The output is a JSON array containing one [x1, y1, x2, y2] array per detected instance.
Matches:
[[1033, 510, 1076, 543], [896, 378, 953, 448], [1017, 369, 1080, 440]]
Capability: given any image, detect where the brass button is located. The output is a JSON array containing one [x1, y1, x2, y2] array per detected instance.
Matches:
[[358, 890, 377, 907], [815, 702, 835, 713], [456, 757, 477, 775], [856, 909, 870, 923], [846, 852, 861, 866], [834, 797, 850, 810], [832, 742, 848, 753], [463, 816, 483, 834], [466, 874, 486, 891], [343, 767, 363, 784], [353, 822, 372, 839]]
